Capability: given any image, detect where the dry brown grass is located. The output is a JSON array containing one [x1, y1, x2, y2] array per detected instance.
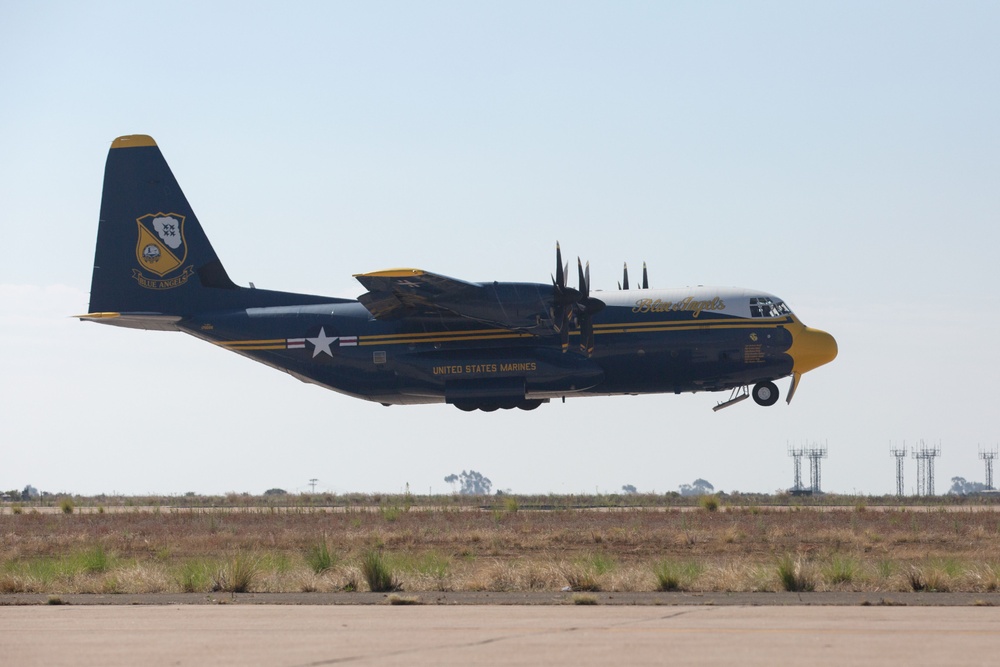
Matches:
[[3, 503, 1000, 593]]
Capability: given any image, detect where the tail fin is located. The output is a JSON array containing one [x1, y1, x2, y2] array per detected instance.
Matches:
[[83, 135, 330, 329]]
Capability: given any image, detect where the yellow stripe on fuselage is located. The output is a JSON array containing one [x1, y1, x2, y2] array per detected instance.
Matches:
[[358, 331, 533, 346], [592, 316, 793, 336], [211, 316, 793, 351], [356, 316, 791, 347], [216, 339, 289, 351], [224, 344, 288, 350]]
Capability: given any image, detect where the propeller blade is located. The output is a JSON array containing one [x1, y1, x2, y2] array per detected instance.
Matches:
[[622, 263, 629, 290], [581, 315, 595, 356], [786, 372, 801, 404], [642, 262, 649, 289], [559, 309, 571, 350], [555, 243, 564, 288]]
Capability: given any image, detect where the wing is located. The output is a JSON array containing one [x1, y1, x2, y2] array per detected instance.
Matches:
[[354, 268, 554, 332], [354, 269, 481, 318]]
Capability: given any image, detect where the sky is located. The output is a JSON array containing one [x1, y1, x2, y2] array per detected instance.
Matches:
[[2, 1, 999, 496]]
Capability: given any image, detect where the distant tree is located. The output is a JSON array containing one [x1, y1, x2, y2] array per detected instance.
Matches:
[[444, 470, 492, 495], [264, 488, 287, 496], [621, 484, 638, 495], [949, 476, 988, 495], [678, 478, 715, 497]]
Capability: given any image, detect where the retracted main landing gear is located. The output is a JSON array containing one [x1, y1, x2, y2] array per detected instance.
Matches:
[[713, 380, 781, 412]]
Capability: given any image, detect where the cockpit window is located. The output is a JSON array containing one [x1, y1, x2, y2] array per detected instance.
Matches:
[[749, 297, 791, 318]]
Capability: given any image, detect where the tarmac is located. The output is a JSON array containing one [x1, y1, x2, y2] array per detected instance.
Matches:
[[3, 593, 1000, 666]]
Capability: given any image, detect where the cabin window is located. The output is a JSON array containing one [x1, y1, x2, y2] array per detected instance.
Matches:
[[749, 297, 791, 318]]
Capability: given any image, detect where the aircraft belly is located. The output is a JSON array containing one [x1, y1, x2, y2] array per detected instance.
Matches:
[[392, 348, 605, 401]]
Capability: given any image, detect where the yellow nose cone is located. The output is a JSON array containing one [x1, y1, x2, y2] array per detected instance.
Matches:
[[788, 325, 838, 374]]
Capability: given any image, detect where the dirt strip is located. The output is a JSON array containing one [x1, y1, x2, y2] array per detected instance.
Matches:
[[3, 591, 998, 606]]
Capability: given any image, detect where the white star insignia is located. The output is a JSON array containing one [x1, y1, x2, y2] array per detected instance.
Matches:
[[306, 327, 337, 358]]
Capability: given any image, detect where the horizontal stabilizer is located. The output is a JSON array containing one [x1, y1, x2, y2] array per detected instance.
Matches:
[[76, 312, 182, 331]]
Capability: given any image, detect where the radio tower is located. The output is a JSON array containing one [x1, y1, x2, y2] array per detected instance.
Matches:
[[980, 446, 998, 491], [912, 440, 941, 496], [890, 442, 907, 496], [804, 442, 828, 494], [788, 444, 805, 492]]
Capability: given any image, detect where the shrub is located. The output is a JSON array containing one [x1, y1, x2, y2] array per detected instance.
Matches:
[[305, 540, 337, 575], [360, 549, 401, 592], [60, 499, 74, 514], [179, 561, 211, 592], [80, 546, 111, 574], [212, 552, 262, 593], [380, 505, 401, 522], [777, 555, 815, 592], [654, 560, 702, 592], [587, 552, 616, 576], [822, 555, 858, 585], [699, 495, 720, 512], [562, 567, 601, 592]]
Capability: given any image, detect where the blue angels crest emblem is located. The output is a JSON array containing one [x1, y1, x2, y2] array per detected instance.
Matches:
[[135, 213, 187, 276]]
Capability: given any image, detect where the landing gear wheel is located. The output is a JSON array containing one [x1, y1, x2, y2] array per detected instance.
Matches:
[[752, 381, 779, 407]]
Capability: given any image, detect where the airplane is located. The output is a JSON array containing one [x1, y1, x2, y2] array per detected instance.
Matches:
[[80, 135, 837, 412]]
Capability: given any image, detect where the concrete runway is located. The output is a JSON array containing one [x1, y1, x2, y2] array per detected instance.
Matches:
[[3, 605, 1000, 666]]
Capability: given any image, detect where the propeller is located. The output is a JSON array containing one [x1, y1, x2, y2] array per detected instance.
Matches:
[[550, 243, 579, 350], [549, 243, 605, 355], [618, 261, 648, 290]]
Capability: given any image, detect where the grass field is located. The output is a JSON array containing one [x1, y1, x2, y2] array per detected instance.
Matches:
[[3, 494, 1000, 595]]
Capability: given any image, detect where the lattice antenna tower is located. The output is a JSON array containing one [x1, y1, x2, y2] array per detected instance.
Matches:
[[979, 446, 998, 491], [889, 441, 907, 496], [911, 440, 942, 496], [803, 441, 828, 493], [788, 443, 805, 491]]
